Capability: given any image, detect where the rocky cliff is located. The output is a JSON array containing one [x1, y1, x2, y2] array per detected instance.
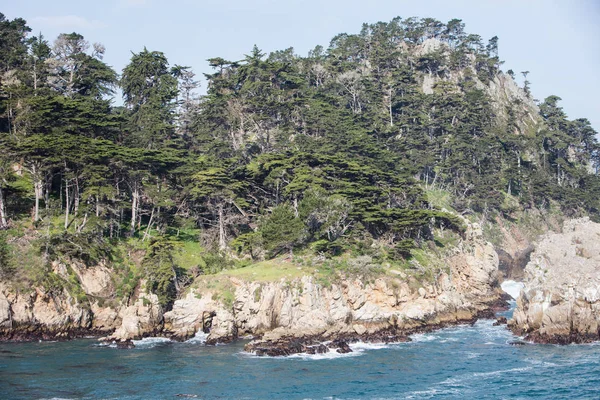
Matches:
[[163, 220, 504, 354], [509, 218, 600, 343], [1, 220, 506, 353]]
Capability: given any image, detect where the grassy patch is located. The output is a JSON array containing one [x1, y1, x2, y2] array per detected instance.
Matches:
[[219, 258, 313, 282], [174, 240, 205, 271]]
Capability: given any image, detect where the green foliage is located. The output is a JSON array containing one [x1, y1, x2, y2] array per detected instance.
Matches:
[[42, 231, 113, 266], [231, 232, 263, 260], [142, 237, 185, 308], [0, 12, 597, 297], [121, 48, 178, 148], [299, 189, 352, 243], [258, 204, 304, 257], [0, 232, 13, 277]]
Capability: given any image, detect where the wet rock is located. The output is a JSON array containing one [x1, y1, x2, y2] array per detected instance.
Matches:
[[509, 340, 529, 346], [331, 339, 352, 354], [493, 316, 507, 326], [116, 339, 135, 349]]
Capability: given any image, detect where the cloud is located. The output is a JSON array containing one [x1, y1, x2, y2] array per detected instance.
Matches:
[[30, 15, 106, 30]]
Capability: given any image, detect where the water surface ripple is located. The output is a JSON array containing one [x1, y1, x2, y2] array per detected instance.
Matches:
[[1, 305, 599, 399]]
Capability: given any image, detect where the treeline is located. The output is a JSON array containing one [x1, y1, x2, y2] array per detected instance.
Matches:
[[1, 13, 599, 269]]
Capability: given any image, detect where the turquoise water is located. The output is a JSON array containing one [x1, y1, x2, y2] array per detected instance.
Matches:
[[1, 304, 600, 399]]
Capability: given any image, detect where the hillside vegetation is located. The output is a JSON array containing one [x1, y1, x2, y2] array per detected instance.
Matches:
[[0, 14, 598, 308]]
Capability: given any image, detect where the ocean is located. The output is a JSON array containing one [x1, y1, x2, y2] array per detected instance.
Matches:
[[1, 281, 599, 400]]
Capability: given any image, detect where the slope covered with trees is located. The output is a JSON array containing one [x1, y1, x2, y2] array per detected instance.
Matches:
[[0, 13, 598, 308]]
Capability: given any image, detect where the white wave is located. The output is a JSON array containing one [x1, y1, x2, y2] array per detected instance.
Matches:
[[524, 358, 558, 367], [475, 319, 515, 339], [349, 341, 393, 351], [438, 338, 459, 343], [94, 341, 117, 348], [405, 386, 464, 398], [241, 348, 362, 360], [409, 333, 439, 342], [241, 339, 410, 360], [286, 350, 362, 360], [501, 280, 524, 299], [185, 330, 209, 345], [472, 366, 532, 377], [131, 337, 172, 348], [38, 398, 80, 400]]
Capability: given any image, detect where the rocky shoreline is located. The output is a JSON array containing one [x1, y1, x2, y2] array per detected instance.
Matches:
[[244, 300, 510, 357], [9, 218, 598, 353], [508, 218, 600, 344], [0, 220, 508, 353]]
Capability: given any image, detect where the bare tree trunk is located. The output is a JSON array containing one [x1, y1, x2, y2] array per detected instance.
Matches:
[[0, 187, 7, 229], [388, 87, 393, 127], [64, 177, 70, 229], [131, 183, 139, 235], [218, 203, 226, 251], [143, 207, 155, 242], [73, 177, 80, 215], [7, 93, 12, 136], [34, 177, 43, 222], [76, 213, 88, 233], [293, 196, 299, 218], [33, 63, 37, 94], [171, 265, 181, 295]]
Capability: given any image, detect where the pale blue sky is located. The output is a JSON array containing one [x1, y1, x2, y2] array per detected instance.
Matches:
[[4, 0, 600, 130]]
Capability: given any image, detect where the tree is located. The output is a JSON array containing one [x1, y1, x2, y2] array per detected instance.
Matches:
[[46, 33, 116, 98], [142, 237, 185, 308], [187, 162, 247, 251], [0, 14, 31, 134], [121, 48, 178, 148], [27, 33, 51, 94], [0, 231, 12, 277], [521, 71, 531, 97], [259, 204, 304, 257], [299, 189, 352, 242], [171, 65, 200, 142]]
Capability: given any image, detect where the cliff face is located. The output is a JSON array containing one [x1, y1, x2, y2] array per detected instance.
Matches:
[[1, 220, 503, 347], [0, 259, 163, 341], [509, 218, 600, 343], [0, 282, 94, 340], [162, 220, 502, 349]]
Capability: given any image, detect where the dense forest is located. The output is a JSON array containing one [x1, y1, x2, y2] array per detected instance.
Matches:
[[0, 13, 598, 306]]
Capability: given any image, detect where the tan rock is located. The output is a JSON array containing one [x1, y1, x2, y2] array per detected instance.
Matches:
[[510, 218, 600, 343]]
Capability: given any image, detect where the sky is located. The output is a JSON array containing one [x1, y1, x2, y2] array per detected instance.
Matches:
[[4, 0, 600, 131]]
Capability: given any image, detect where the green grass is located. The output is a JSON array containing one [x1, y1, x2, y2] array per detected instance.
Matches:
[[174, 240, 205, 270], [220, 258, 313, 282]]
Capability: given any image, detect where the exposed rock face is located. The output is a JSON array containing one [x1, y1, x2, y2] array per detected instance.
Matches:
[[0, 272, 161, 342], [490, 211, 563, 281], [209, 220, 502, 352], [0, 283, 95, 341], [0, 220, 504, 351], [509, 218, 600, 343], [106, 288, 163, 341]]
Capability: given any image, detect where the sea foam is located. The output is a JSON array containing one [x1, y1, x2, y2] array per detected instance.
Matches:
[[501, 280, 524, 299], [185, 330, 209, 345], [131, 337, 172, 348]]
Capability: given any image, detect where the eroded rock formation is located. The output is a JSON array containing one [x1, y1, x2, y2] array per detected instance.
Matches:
[[1, 220, 506, 353], [509, 218, 600, 343]]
